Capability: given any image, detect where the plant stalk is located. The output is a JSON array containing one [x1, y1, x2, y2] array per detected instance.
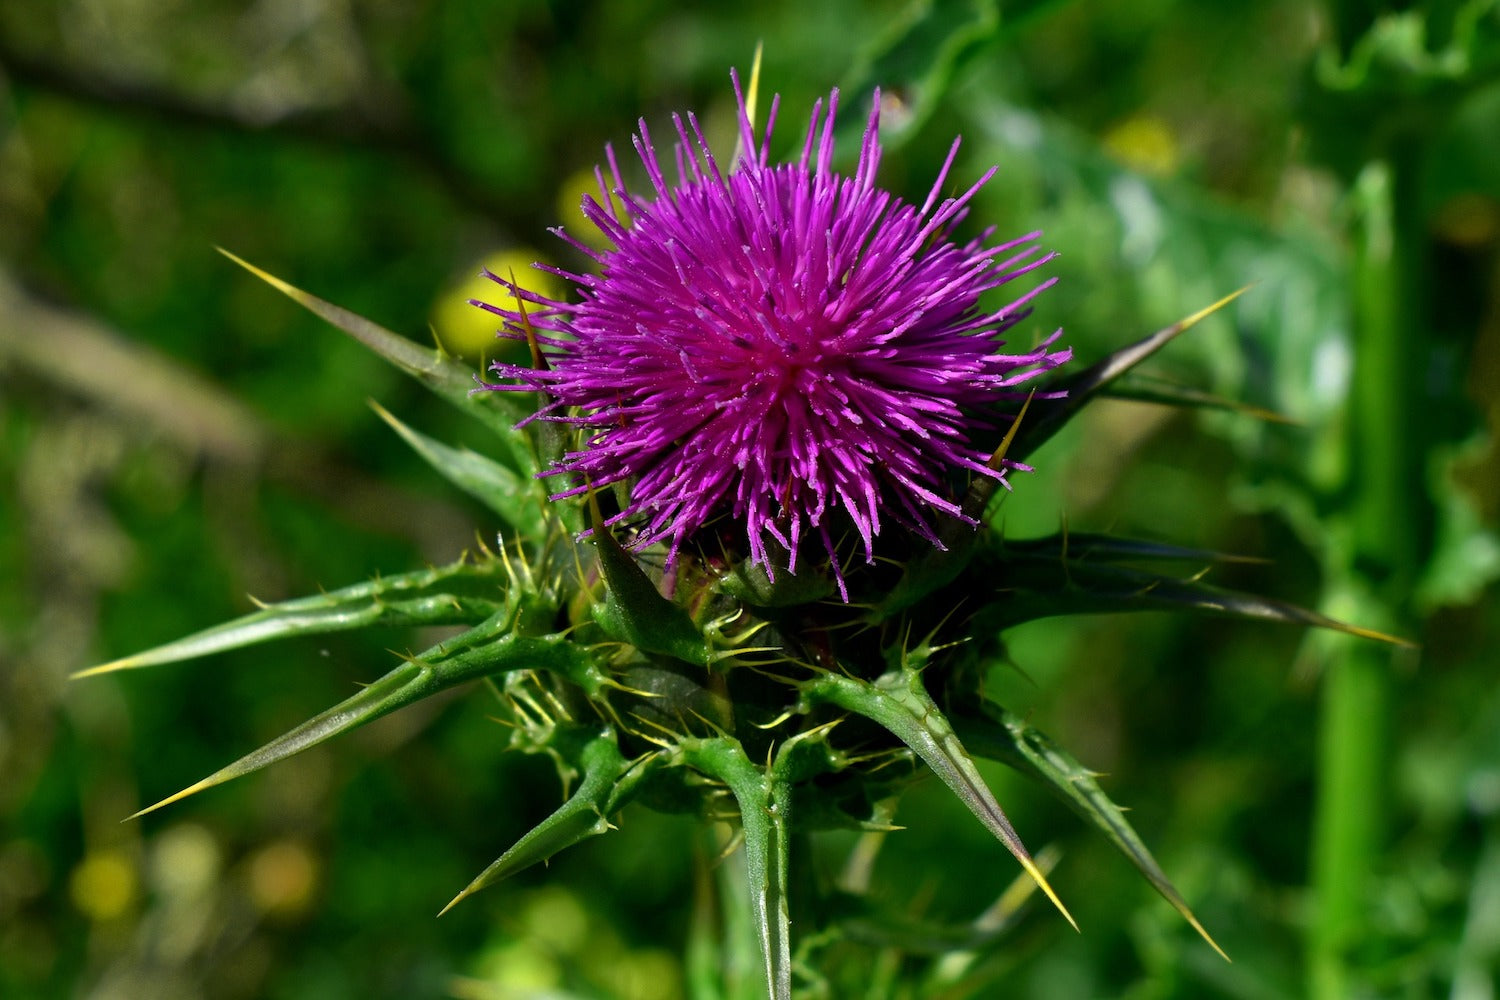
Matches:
[[1308, 154, 1419, 999]]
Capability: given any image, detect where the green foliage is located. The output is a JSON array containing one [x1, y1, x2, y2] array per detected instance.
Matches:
[[77, 258, 1376, 998], [3, 2, 1496, 999]]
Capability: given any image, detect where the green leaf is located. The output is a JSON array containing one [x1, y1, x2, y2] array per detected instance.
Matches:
[[591, 506, 710, 667], [1000, 531, 1266, 567], [978, 547, 1413, 644], [440, 728, 649, 914], [801, 668, 1076, 930], [1316, 0, 1500, 94], [1103, 373, 1294, 424], [716, 554, 837, 607], [77, 556, 508, 678], [953, 701, 1229, 960], [128, 613, 603, 818], [1010, 287, 1251, 465], [370, 401, 548, 538], [681, 737, 794, 1000], [217, 248, 536, 474]]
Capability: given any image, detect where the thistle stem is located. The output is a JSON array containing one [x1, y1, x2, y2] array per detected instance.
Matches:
[[687, 825, 760, 1000], [1308, 155, 1418, 999]]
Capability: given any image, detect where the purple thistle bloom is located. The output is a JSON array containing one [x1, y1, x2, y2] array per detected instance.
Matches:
[[476, 73, 1069, 595]]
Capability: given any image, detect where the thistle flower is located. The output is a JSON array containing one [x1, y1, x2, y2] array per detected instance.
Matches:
[[476, 73, 1070, 592]]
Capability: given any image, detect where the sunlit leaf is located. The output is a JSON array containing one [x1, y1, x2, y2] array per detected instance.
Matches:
[[440, 729, 650, 914], [129, 614, 602, 818], [591, 504, 710, 667], [977, 549, 1414, 644], [217, 248, 536, 474], [953, 701, 1228, 960], [1000, 531, 1266, 566], [77, 556, 508, 678], [1009, 287, 1251, 464], [1103, 373, 1294, 424], [371, 402, 547, 537], [801, 668, 1077, 930]]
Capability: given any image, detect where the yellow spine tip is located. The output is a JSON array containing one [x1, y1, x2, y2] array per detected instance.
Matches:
[[1020, 857, 1078, 932], [436, 890, 470, 918], [123, 778, 217, 821], [72, 660, 130, 680]]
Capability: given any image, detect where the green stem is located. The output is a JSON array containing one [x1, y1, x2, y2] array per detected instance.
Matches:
[[1308, 154, 1418, 998], [682, 739, 793, 1000], [685, 826, 752, 1000], [1310, 642, 1392, 998]]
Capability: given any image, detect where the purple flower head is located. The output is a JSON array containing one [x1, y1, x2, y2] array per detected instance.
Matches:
[[476, 73, 1069, 596]]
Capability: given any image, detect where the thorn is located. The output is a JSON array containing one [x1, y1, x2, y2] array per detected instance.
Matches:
[[510, 268, 549, 373], [1175, 284, 1253, 332], [216, 247, 301, 299], [1015, 853, 1079, 933], [436, 888, 470, 918], [753, 708, 801, 730], [72, 659, 133, 680], [746, 43, 764, 131], [428, 321, 452, 359], [1191, 911, 1232, 963], [714, 827, 746, 865], [1338, 622, 1419, 648], [124, 776, 218, 821], [686, 709, 730, 739], [957, 390, 1037, 526], [986, 389, 1036, 475]]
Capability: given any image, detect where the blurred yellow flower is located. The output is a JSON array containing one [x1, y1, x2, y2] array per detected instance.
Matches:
[[431, 248, 563, 363], [1103, 114, 1180, 177], [247, 839, 318, 918], [69, 849, 137, 922], [555, 167, 629, 251]]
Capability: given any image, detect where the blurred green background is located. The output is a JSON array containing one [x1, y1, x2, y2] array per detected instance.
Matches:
[[2, 1, 1498, 998]]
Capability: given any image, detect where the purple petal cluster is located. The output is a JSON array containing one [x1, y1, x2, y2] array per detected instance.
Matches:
[[477, 74, 1069, 592]]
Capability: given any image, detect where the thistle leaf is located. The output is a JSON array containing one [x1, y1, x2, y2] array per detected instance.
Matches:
[[77, 556, 507, 678], [370, 401, 547, 537], [128, 614, 602, 818], [802, 669, 1077, 931], [1010, 287, 1251, 464], [980, 552, 1413, 644], [216, 248, 535, 473], [1001, 531, 1267, 567], [440, 729, 646, 914], [681, 737, 794, 1000], [591, 504, 710, 666], [1103, 374, 1294, 424], [953, 701, 1229, 961]]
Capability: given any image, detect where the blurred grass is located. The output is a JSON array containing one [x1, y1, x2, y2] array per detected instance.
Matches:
[[2, 1, 1497, 998]]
